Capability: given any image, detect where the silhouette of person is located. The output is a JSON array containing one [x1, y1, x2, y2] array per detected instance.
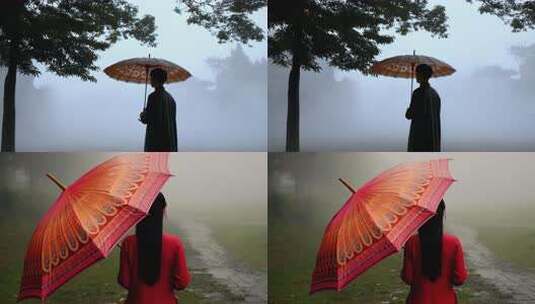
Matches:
[[139, 68, 178, 152], [405, 64, 441, 152]]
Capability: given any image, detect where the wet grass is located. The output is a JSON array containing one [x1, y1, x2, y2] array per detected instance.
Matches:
[[174, 204, 267, 273], [477, 226, 535, 270], [450, 204, 535, 271], [210, 220, 267, 272]]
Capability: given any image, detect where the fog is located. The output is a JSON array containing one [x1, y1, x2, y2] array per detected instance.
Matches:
[[0, 0, 267, 151], [269, 1, 535, 152], [269, 153, 535, 225], [0, 153, 267, 221]]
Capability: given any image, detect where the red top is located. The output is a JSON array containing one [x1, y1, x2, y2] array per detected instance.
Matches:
[[118, 233, 191, 304], [401, 233, 468, 304]]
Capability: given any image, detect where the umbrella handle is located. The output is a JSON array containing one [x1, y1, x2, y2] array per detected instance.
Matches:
[[410, 50, 416, 103], [410, 63, 415, 102], [143, 66, 149, 110]]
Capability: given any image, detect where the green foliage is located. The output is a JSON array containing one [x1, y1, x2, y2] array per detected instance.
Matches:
[[175, 0, 266, 44], [0, 0, 157, 82], [269, 0, 449, 72], [467, 0, 535, 31]]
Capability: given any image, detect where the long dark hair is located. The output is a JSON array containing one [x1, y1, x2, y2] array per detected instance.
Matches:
[[418, 200, 445, 281], [136, 192, 166, 285]]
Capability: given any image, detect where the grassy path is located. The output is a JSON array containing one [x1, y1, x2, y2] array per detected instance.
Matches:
[[450, 225, 535, 303]]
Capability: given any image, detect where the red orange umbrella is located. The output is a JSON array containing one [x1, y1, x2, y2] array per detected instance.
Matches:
[[310, 159, 455, 294], [18, 153, 172, 302]]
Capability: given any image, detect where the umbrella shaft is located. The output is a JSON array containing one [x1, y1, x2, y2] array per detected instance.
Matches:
[[144, 67, 149, 109]]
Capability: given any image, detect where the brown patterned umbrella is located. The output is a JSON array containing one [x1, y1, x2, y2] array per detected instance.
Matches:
[[369, 51, 456, 97], [370, 54, 455, 78], [104, 56, 191, 108]]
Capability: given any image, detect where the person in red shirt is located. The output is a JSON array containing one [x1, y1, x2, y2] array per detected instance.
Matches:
[[401, 200, 468, 304], [118, 193, 191, 304]]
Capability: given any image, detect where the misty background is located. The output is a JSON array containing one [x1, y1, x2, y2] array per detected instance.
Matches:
[[269, 152, 535, 226], [0, 0, 267, 151], [0, 152, 267, 220], [269, 1, 535, 152]]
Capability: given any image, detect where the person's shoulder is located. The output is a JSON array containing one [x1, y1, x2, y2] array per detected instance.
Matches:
[[163, 90, 176, 102], [429, 86, 440, 96], [413, 86, 424, 94], [164, 233, 184, 247], [443, 233, 462, 246]]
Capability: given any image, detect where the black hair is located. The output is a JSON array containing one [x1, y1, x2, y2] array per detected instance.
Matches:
[[136, 192, 167, 285], [418, 200, 445, 281], [150, 68, 168, 84], [416, 64, 433, 79]]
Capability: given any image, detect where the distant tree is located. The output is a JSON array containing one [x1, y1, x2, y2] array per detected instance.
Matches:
[[269, 0, 449, 151], [466, 0, 535, 31], [0, 0, 157, 151], [511, 43, 535, 90], [175, 0, 266, 44]]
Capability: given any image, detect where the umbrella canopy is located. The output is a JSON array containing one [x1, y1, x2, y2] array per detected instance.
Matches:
[[104, 57, 191, 109], [370, 54, 456, 79], [310, 159, 455, 294], [18, 153, 172, 302], [104, 57, 191, 84]]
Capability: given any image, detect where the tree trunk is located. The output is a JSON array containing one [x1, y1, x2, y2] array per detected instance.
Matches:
[[286, 62, 301, 152], [1, 4, 21, 152], [2, 55, 18, 152], [285, 1, 305, 152]]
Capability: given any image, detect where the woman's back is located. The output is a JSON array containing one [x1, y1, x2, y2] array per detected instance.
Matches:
[[402, 233, 468, 304], [119, 233, 191, 304]]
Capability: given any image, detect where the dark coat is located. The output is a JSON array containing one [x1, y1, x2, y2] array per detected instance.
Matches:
[[406, 83, 441, 152], [141, 88, 178, 152]]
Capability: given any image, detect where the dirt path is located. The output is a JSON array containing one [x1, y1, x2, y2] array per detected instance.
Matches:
[[449, 224, 535, 303], [177, 219, 267, 304]]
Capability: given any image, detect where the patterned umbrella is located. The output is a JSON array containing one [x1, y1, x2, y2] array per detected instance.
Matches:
[[18, 153, 172, 302], [370, 53, 455, 79], [310, 159, 455, 294], [370, 51, 456, 98], [104, 56, 191, 108]]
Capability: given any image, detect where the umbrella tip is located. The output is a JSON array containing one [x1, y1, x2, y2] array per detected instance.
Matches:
[[338, 178, 356, 194], [46, 173, 67, 192]]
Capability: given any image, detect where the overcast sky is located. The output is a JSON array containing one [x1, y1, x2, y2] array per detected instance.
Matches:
[[3, 0, 267, 151], [269, 0, 535, 151]]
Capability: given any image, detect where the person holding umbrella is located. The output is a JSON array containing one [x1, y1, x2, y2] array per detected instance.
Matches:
[[370, 52, 454, 152], [118, 193, 191, 304], [405, 64, 442, 152], [104, 56, 190, 152], [139, 68, 178, 152], [401, 200, 468, 303]]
